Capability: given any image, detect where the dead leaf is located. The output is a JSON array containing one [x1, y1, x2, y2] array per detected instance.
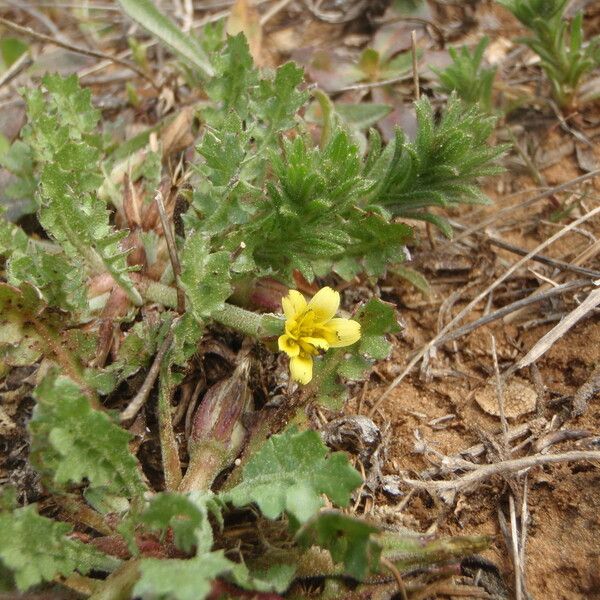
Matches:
[[474, 378, 537, 419], [575, 143, 600, 173], [161, 106, 195, 158]]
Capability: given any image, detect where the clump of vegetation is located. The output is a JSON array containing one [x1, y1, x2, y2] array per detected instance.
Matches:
[[0, 2, 506, 597], [432, 36, 497, 113], [498, 0, 600, 108]]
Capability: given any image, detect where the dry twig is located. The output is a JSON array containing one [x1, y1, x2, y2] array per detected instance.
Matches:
[[0, 16, 157, 88], [511, 285, 600, 372], [572, 364, 600, 417], [403, 450, 600, 492], [453, 169, 600, 244], [155, 190, 186, 313], [436, 279, 591, 345], [120, 327, 176, 422]]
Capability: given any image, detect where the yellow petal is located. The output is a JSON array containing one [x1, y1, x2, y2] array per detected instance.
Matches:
[[289, 353, 313, 384], [323, 318, 361, 348], [278, 335, 300, 357], [302, 336, 330, 351], [281, 290, 307, 320], [307, 287, 340, 323]]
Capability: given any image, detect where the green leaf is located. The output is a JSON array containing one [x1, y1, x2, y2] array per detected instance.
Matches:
[[392, 265, 430, 295], [367, 95, 506, 235], [224, 428, 362, 523], [134, 552, 233, 600], [337, 354, 372, 380], [168, 311, 205, 367], [7, 247, 87, 312], [29, 372, 147, 497], [205, 34, 257, 122], [256, 61, 308, 134], [196, 111, 247, 187], [0, 38, 28, 69], [231, 562, 296, 594], [0, 212, 28, 258], [357, 298, 401, 337], [0, 505, 119, 591], [296, 511, 381, 581], [105, 318, 163, 383], [0, 282, 46, 368], [118, 0, 214, 77], [141, 492, 223, 555], [335, 103, 392, 130], [180, 231, 232, 319], [21, 74, 142, 305], [432, 37, 496, 112]]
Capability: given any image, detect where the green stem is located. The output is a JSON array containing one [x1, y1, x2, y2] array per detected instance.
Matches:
[[212, 303, 284, 337], [90, 560, 140, 600], [139, 280, 284, 337], [158, 366, 182, 491], [141, 280, 179, 308], [178, 441, 228, 492]]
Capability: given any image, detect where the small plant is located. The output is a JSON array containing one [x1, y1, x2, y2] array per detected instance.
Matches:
[[0, 3, 506, 596], [432, 36, 497, 113], [498, 0, 600, 108]]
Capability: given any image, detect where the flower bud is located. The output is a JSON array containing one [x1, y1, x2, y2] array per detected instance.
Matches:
[[179, 356, 252, 492]]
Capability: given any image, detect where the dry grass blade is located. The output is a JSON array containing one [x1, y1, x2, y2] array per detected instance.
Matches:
[[511, 285, 600, 372], [453, 169, 600, 244], [155, 190, 186, 313], [437, 279, 591, 345], [120, 327, 176, 422]]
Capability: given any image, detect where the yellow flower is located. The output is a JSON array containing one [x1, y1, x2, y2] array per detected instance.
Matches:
[[278, 287, 361, 385]]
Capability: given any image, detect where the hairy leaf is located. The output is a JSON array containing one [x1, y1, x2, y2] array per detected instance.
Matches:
[[0, 505, 119, 591], [225, 428, 362, 523], [141, 492, 223, 555], [296, 511, 381, 581], [29, 372, 147, 497], [134, 552, 233, 600], [20, 74, 142, 305], [180, 231, 232, 320]]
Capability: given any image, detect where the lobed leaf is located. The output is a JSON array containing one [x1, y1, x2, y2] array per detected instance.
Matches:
[[224, 428, 362, 523], [141, 492, 223, 555], [133, 551, 233, 600], [0, 505, 119, 591], [295, 511, 381, 581], [29, 372, 147, 498]]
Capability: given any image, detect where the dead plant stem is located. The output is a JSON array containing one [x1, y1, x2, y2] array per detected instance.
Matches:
[[453, 168, 600, 244], [403, 450, 600, 492], [120, 327, 175, 422], [509, 494, 523, 600], [0, 16, 157, 88], [155, 190, 185, 313]]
